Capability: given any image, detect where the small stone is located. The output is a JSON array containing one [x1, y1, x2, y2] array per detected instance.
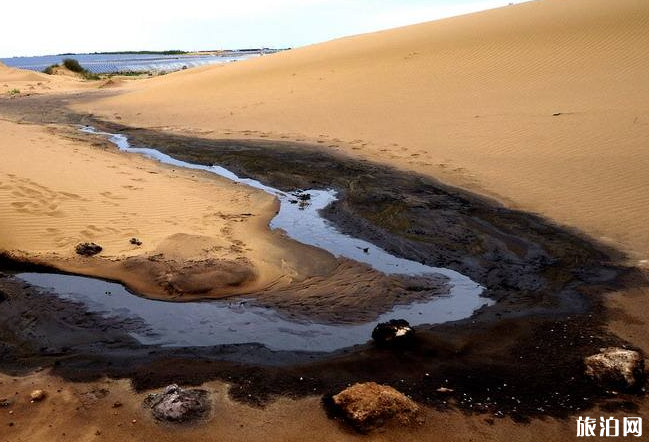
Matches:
[[371, 319, 415, 347], [331, 382, 422, 431], [75, 242, 102, 256], [131, 419, 137, 424], [129, 238, 142, 246], [584, 347, 644, 389], [144, 384, 210, 423], [112, 401, 123, 408], [436, 387, 454, 393], [30, 390, 46, 402]]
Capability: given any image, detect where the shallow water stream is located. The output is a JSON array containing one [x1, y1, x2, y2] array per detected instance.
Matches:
[[12, 127, 492, 352]]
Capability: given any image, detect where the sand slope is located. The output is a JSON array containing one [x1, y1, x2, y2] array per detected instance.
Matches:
[[84, 0, 649, 264]]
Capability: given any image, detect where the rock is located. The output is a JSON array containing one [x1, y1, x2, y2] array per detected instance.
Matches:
[[144, 384, 210, 423], [129, 237, 142, 246], [0, 290, 6, 303], [75, 242, 102, 256], [30, 390, 46, 402], [584, 347, 644, 389], [371, 319, 414, 347], [436, 387, 454, 393], [331, 382, 422, 431]]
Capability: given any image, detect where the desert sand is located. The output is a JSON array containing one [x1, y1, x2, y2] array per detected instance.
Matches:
[[0, 119, 337, 299], [2, 0, 649, 440], [0, 61, 97, 95], [83, 0, 649, 265], [2, 370, 634, 442]]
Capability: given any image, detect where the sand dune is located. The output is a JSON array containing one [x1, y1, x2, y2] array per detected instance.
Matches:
[[0, 61, 51, 82], [83, 0, 649, 265], [0, 61, 98, 95]]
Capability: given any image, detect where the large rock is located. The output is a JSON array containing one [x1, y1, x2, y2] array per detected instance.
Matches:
[[143, 384, 210, 423], [584, 347, 644, 389], [371, 319, 414, 347], [331, 382, 422, 431], [75, 242, 103, 256]]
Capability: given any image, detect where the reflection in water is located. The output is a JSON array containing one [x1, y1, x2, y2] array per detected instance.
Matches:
[[18, 273, 486, 352]]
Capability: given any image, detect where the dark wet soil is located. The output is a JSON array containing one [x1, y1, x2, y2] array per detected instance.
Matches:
[[0, 93, 647, 421]]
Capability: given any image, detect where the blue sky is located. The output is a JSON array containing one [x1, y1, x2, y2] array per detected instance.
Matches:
[[1, 0, 528, 57]]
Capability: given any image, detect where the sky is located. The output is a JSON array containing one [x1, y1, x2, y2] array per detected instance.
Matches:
[[0, 0, 529, 58]]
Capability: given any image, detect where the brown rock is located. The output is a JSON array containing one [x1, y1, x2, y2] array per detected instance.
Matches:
[[30, 390, 46, 402], [331, 382, 422, 431], [584, 347, 644, 389], [144, 384, 210, 423], [75, 242, 102, 256]]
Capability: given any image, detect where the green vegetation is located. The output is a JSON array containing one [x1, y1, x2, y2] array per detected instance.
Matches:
[[108, 70, 146, 77], [42, 64, 58, 75], [55, 58, 100, 80], [62, 58, 85, 73]]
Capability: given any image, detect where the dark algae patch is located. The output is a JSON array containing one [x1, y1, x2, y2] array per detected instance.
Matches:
[[0, 95, 647, 421]]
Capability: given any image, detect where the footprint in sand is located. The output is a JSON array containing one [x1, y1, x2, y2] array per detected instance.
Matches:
[[100, 191, 127, 200]]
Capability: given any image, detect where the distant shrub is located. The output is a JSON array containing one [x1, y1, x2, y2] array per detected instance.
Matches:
[[60, 58, 100, 80], [62, 58, 85, 73], [82, 71, 100, 80], [42, 64, 58, 75], [111, 70, 144, 77]]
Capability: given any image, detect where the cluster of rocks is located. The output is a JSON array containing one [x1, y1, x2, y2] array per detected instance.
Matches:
[[75, 242, 102, 256], [143, 384, 210, 423], [127, 325, 642, 433], [129, 237, 142, 246]]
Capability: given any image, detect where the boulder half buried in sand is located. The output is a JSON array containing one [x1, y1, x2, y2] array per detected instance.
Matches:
[[331, 382, 422, 431], [371, 319, 414, 347], [144, 384, 210, 423], [75, 242, 102, 256], [584, 347, 644, 390]]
